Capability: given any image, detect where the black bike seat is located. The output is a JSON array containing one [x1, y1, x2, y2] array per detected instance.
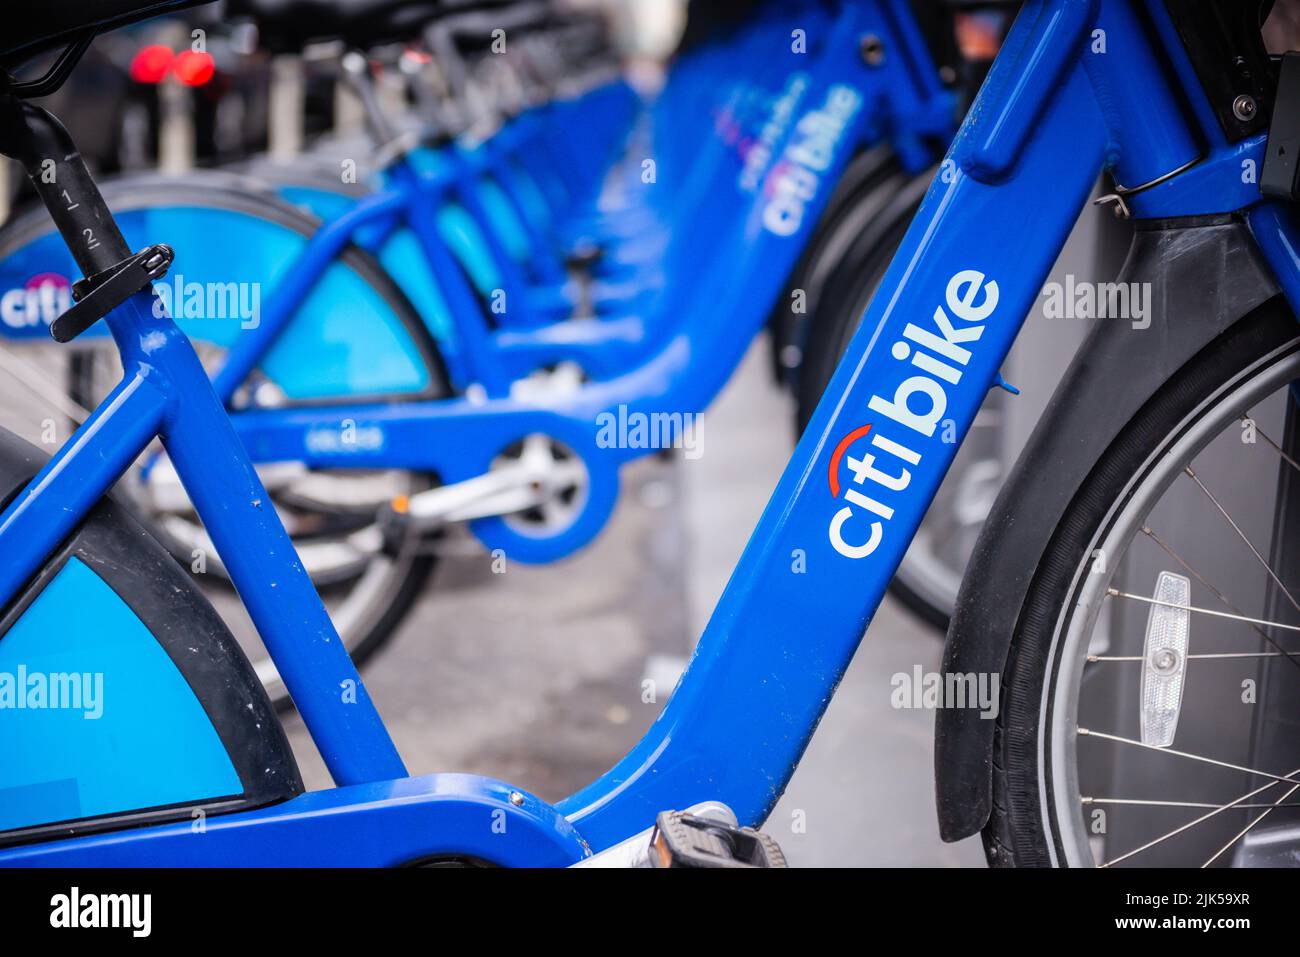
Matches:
[[227, 0, 518, 53], [2, 1, 214, 68]]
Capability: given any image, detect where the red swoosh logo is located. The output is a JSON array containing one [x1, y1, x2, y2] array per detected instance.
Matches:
[[828, 424, 873, 498]]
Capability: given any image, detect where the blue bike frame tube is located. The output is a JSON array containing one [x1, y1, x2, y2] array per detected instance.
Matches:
[[148, 301, 408, 786], [559, 0, 1159, 848], [0, 291, 407, 787], [223, 0, 957, 567], [0, 370, 166, 608], [210, 186, 412, 405], [7, 0, 1292, 865]]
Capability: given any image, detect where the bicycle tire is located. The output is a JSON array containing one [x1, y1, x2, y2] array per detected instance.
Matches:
[[983, 298, 1300, 866]]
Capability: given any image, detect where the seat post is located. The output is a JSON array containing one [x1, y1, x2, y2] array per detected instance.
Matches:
[[0, 95, 131, 277]]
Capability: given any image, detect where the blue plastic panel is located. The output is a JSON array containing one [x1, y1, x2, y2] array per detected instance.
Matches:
[[0, 206, 429, 399], [0, 557, 241, 832]]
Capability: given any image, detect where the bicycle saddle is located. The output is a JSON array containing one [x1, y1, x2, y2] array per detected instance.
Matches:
[[1, 0, 214, 68], [227, 0, 520, 53]]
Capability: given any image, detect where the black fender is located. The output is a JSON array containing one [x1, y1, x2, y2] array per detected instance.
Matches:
[[0, 429, 302, 847], [935, 215, 1283, 842]]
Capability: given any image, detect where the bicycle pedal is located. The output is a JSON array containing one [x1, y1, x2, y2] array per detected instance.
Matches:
[[649, 811, 787, 868], [375, 494, 424, 556]]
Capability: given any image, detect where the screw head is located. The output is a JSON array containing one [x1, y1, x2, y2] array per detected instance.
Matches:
[[1150, 647, 1181, 676], [860, 34, 885, 66], [509, 791, 525, 807], [1232, 94, 1258, 122]]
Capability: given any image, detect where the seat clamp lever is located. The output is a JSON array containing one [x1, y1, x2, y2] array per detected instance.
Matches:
[[50, 243, 174, 344]]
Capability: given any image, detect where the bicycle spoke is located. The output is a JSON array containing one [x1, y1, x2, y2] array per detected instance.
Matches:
[[1244, 412, 1300, 478], [1139, 526, 1300, 672], [1095, 766, 1300, 867], [1077, 728, 1300, 786], [1200, 781, 1300, 868], [1183, 465, 1300, 617], [1083, 797, 1300, 809], [0, 349, 91, 423], [1106, 588, 1300, 636], [1051, 375, 1300, 865], [1090, 650, 1300, 661]]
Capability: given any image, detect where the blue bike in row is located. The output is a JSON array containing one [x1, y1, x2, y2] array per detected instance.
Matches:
[[0, 0, 1296, 867], [0, 0, 960, 704]]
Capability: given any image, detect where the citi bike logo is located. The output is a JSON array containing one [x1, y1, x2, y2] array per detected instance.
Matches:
[[736, 73, 809, 194], [0, 273, 72, 330], [762, 83, 863, 238], [827, 270, 999, 559]]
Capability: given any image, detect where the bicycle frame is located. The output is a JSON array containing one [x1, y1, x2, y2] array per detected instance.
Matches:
[[5, 0, 1300, 864], [218, 0, 953, 563], [0, 0, 955, 567]]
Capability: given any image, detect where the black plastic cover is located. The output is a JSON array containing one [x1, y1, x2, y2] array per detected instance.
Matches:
[[1262, 52, 1300, 202]]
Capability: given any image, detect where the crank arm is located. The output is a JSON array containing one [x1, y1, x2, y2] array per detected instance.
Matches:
[[398, 459, 550, 529]]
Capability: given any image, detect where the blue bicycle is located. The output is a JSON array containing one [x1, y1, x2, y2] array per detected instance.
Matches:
[[0, 0, 959, 704], [1, 0, 1298, 867]]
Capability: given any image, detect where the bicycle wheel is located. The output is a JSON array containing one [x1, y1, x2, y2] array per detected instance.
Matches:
[[796, 179, 1002, 632], [986, 299, 1300, 867], [0, 175, 446, 709]]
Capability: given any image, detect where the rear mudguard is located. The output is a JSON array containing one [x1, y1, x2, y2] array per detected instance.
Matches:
[[935, 215, 1282, 842]]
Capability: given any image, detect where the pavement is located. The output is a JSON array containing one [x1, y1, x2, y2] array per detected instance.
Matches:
[[280, 338, 987, 867]]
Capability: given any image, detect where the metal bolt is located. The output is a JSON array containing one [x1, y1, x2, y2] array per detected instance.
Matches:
[[1150, 647, 1180, 675], [860, 34, 885, 66], [509, 791, 525, 806], [1232, 94, 1257, 122]]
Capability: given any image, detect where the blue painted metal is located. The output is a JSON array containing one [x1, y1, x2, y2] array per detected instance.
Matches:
[[0, 206, 431, 398], [0, 290, 407, 789], [1247, 203, 1300, 318], [5, 0, 1299, 864], [209, 0, 957, 562], [560, 3, 1115, 846], [0, 774, 589, 867]]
